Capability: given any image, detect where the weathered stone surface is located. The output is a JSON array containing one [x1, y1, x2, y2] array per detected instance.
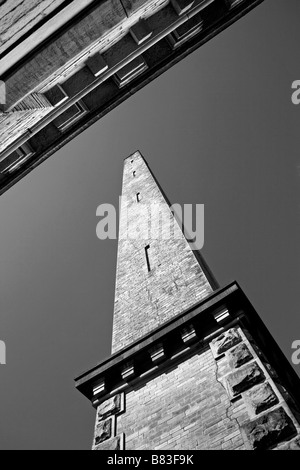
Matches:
[[275, 435, 300, 450], [0, 106, 53, 155], [228, 343, 253, 369], [289, 437, 300, 450], [0, 0, 66, 55], [211, 328, 242, 357], [122, 0, 168, 17], [3, 0, 127, 110], [243, 407, 297, 450], [93, 434, 124, 450], [94, 418, 113, 445], [226, 362, 265, 396], [97, 394, 122, 421], [244, 383, 278, 415]]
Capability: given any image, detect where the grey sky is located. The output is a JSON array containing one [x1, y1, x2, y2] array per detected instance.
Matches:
[[0, 0, 299, 449]]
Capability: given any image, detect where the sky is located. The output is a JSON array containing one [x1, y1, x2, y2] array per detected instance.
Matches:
[[0, 0, 299, 450]]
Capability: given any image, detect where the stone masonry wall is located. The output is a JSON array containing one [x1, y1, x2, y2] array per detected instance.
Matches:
[[0, 0, 168, 155], [0, 93, 53, 154], [112, 152, 213, 352], [0, 0, 66, 56], [2, 0, 168, 110], [94, 326, 300, 450]]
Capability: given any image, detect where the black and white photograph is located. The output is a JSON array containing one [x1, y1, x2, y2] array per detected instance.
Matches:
[[0, 0, 299, 452]]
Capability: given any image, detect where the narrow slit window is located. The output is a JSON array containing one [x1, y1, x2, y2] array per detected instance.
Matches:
[[145, 245, 151, 272], [136, 192, 141, 202], [133, 171, 136, 177]]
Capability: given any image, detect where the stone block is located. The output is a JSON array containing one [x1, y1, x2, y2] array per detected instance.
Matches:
[[210, 328, 242, 357], [130, 20, 153, 45], [243, 407, 297, 450], [121, 0, 168, 18], [244, 383, 279, 416], [285, 436, 300, 450], [93, 433, 124, 450], [170, 0, 195, 16], [86, 54, 108, 77], [228, 343, 253, 369], [226, 362, 265, 397], [94, 417, 114, 446], [97, 393, 124, 421]]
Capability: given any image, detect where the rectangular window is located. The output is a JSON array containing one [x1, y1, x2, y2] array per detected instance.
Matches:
[[136, 192, 141, 202], [53, 100, 87, 131], [133, 171, 136, 177], [113, 56, 148, 88], [167, 13, 203, 49], [0, 143, 34, 174]]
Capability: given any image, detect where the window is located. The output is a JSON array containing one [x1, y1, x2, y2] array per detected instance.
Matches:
[[53, 100, 87, 131], [136, 192, 141, 202], [133, 171, 136, 177], [113, 56, 148, 88], [145, 245, 151, 272], [0, 143, 34, 174], [167, 13, 203, 49]]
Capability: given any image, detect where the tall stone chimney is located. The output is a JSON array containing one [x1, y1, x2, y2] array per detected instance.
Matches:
[[75, 151, 300, 451]]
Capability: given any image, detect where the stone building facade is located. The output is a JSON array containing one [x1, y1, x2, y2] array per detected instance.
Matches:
[[0, 0, 264, 195], [75, 152, 300, 450]]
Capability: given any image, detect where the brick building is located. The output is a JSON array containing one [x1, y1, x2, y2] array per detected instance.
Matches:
[[75, 151, 300, 450], [0, 0, 263, 195]]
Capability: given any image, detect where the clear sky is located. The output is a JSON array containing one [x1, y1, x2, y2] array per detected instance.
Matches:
[[0, 0, 299, 449]]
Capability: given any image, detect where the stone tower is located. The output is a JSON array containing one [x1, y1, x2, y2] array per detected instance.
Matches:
[[75, 151, 300, 450]]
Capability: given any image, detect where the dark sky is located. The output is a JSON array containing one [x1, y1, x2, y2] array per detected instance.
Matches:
[[0, 0, 299, 450]]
